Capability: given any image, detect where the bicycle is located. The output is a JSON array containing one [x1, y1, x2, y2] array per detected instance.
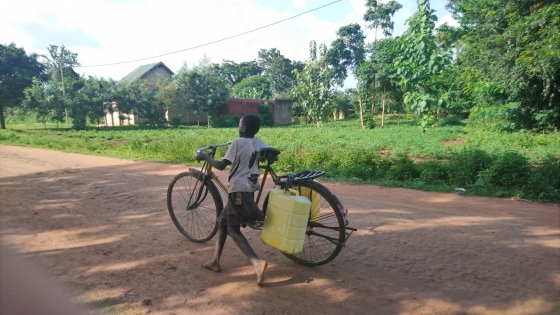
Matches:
[[166, 142, 357, 266]]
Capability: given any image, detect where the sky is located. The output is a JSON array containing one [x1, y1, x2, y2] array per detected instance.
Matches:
[[1, 0, 457, 83]]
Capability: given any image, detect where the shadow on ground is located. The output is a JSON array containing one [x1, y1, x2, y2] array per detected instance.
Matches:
[[1, 160, 559, 315]]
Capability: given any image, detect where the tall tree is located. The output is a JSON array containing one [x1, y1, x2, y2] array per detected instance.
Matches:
[[368, 38, 402, 128], [41, 45, 80, 125], [71, 77, 105, 129], [175, 63, 229, 127], [212, 60, 263, 88], [127, 78, 160, 126], [22, 77, 66, 127], [172, 65, 194, 124], [292, 41, 335, 127], [364, 0, 403, 42], [363, 0, 402, 117], [0, 43, 44, 129], [232, 75, 272, 99], [394, 0, 452, 131], [257, 48, 298, 96], [448, 0, 560, 130], [327, 23, 367, 127], [327, 23, 366, 85]]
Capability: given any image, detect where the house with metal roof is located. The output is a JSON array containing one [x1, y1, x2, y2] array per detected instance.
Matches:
[[122, 62, 174, 84], [105, 62, 175, 126]]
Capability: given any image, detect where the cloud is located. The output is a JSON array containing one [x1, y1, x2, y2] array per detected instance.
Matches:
[[436, 13, 459, 28], [0, 0, 457, 83], [292, 0, 308, 8], [401, 9, 412, 19], [18, 22, 100, 50]]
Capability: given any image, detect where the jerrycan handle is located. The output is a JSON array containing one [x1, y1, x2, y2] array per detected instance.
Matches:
[[285, 188, 299, 196], [275, 185, 299, 196]]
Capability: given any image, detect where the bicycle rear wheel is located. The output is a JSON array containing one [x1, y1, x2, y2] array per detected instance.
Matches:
[[167, 172, 222, 242], [264, 180, 345, 266]]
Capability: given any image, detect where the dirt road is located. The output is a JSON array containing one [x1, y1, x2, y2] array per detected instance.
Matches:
[[1, 145, 559, 315]]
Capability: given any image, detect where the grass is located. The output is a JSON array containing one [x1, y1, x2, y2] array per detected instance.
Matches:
[[1, 114, 559, 203]]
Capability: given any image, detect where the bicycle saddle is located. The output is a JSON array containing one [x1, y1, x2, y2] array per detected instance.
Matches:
[[259, 147, 281, 163]]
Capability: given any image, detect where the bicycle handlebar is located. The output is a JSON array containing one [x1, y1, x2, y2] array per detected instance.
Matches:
[[194, 142, 232, 155]]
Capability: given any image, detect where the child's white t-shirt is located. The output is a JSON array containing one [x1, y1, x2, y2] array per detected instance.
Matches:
[[223, 137, 268, 193]]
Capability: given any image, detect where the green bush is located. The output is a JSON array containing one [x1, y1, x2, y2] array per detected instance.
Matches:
[[386, 154, 419, 181], [363, 116, 376, 129], [440, 115, 464, 127], [419, 161, 449, 184], [374, 157, 393, 179], [448, 148, 493, 187], [476, 151, 531, 189], [169, 116, 182, 128], [2, 118, 559, 203], [524, 155, 560, 202], [328, 148, 379, 179], [258, 102, 274, 127], [212, 114, 240, 128]]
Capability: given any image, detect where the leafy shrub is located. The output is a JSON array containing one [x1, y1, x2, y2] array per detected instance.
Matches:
[[328, 148, 379, 179], [476, 151, 530, 189], [439, 115, 464, 126], [523, 155, 560, 202], [374, 157, 393, 179], [385, 154, 419, 181], [212, 114, 240, 128], [468, 103, 542, 132], [363, 116, 376, 129], [292, 103, 306, 120], [258, 102, 274, 127], [169, 116, 182, 128], [419, 161, 449, 184], [448, 148, 492, 187]]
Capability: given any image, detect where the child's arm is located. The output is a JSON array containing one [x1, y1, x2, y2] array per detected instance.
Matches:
[[195, 152, 231, 171]]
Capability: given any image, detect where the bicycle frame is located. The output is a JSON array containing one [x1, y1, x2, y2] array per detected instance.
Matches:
[[191, 142, 356, 244], [193, 142, 279, 205]]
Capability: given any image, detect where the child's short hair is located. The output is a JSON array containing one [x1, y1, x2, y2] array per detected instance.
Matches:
[[242, 115, 261, 135]]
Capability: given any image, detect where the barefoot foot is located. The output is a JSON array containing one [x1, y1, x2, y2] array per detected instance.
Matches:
[[255, 260, 268, 285], [201, 261, 220, 272]]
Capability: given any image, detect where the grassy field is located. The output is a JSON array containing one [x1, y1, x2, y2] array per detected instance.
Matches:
[[1, 114, 559, 202]]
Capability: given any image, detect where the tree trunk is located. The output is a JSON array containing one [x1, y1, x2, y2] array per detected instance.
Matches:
[[380, 82, 386, 129], [197, 114, 200, 127], [0, 104, 6, 129], [371, 75, 376, 117], [59, 63, 68, 125], [110, 110, 115, 126], [359, 96, 365, 129]]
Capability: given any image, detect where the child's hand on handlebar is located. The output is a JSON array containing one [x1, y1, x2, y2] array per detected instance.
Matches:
[[195, 152, 209, 162]]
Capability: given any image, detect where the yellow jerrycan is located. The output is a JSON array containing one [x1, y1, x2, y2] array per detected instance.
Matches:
[[261, 186, 312, 254], [292, 185, 320, 223]]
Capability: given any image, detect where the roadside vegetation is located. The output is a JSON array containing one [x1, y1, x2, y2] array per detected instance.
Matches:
[[1, 0, 558, 202], [2, 114, 559, 203]]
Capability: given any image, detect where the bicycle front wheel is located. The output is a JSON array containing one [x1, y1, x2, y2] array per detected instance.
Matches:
[[264, 180, 345, 266], [167, 172, 222, 242]]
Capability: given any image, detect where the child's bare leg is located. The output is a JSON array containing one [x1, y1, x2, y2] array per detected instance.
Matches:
[[202, 224, 227, 272], [227, 225, 267, 285]]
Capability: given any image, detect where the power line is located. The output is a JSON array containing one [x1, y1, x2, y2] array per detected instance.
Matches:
[[78, 0, 341, 68]]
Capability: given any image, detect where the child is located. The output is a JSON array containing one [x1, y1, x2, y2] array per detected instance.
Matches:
[[195, 114, 268, 285]]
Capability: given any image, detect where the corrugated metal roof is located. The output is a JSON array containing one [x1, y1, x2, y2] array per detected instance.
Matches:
[[121, 62, 174, 84]]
